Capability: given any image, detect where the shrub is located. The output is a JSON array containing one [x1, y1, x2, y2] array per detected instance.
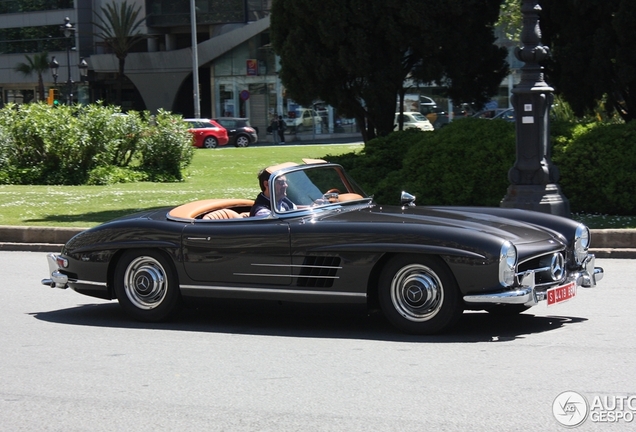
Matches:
[[138, 110, 193, 182], [553, 121, 636, 215], [396, 118, 516, 206], [0, 103, 91, 184], [326, 128, 431, 201], [0, 103, 193, 185]]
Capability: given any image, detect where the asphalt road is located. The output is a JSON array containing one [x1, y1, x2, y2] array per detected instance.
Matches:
[[1, 252, 634, 431]]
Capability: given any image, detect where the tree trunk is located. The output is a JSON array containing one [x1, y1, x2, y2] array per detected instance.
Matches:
[[117, 56, 126, 107]]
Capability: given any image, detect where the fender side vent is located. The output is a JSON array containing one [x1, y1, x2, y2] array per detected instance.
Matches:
[[296, 256, 341, 288]]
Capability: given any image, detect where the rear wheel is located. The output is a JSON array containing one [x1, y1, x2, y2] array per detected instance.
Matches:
[[203, 136, 218, 148], [379, 255, 462, 334], [235, 135, 250, 147], [114, 249, 181, 322]]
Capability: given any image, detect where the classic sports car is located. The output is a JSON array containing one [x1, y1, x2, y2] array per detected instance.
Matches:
[[42, 160, 604, 334]]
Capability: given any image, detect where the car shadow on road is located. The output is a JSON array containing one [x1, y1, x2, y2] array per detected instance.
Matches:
[[31, 299, 587, 343]]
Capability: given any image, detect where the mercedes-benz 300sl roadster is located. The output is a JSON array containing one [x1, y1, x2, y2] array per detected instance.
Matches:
[[42, 160, 604, 334]]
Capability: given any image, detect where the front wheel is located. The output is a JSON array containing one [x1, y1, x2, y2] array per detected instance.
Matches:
[[379, 255, 462, 334], [114, 249, 181, 322], [203, 136, 218, 148]]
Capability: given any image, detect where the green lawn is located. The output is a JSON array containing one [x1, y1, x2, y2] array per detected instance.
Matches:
[[0, 144, 362, 228]]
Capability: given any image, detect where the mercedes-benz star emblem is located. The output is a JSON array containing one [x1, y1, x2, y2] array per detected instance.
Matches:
[[550, 253, 565, 281], [407, 286, 423, 302], [136, 275, 150, 292]]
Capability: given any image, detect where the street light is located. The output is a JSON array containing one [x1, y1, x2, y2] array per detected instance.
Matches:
[[49, 56, 59, 85], [60, 17, 76, 105], [78, 58, 88, 81], [500, 0, 570, 216]]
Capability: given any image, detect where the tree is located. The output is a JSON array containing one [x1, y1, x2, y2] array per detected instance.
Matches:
[[540, 0, 636, 122], [14, 52, 50, 102], [270, 0, 508, 142], [93, 0, 146, 106]]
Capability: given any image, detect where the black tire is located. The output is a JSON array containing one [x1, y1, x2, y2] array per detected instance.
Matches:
[[378, 255, 463, 334], [485, 304, 531, 316], [203, 136, 218, 148], [235, 135, 250, 147], [114, 249, 181, 322]]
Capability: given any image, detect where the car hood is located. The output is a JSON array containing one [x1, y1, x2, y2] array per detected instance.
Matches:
[[315, 204, 564, 247]]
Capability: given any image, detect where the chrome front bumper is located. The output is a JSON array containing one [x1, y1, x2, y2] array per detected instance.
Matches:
[[463, 254, 604, 307], [41, 253, 70, 289]]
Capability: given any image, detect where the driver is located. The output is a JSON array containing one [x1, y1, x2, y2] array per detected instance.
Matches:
[[249, 168, 297, 216]]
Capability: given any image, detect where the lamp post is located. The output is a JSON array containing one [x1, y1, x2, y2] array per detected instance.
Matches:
[[60, 17, 76, 105], [500, 0, 570, 216]]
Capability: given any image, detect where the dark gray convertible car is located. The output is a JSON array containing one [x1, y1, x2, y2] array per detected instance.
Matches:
[[42, 160, 604, 334]]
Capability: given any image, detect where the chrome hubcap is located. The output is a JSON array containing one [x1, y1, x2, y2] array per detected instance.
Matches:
[[123, 256, 167, 310], [391, 264, 443, 322]]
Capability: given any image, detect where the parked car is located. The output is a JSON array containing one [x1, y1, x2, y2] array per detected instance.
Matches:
[[395, 112, 435, 131], [284, 108, 323, 132], [491, 108, 515, 122], [42, 161, 603, 335], [184, 118, 229, 149], [213, 117, 258, 147]]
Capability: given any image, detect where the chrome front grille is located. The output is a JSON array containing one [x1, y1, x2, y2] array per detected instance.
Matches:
[[517, 252, 567, 288]]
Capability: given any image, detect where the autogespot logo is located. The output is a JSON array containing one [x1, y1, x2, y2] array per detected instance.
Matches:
[[553, 391, 589, 428]]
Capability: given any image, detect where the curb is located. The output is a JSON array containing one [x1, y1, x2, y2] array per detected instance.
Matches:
[[0, 225, 635, 258]]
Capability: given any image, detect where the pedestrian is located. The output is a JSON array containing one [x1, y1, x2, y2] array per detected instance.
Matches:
[[270, 115, 280, 144], [277, 115, 286, 144]]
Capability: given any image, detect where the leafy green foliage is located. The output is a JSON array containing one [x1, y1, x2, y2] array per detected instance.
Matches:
[[271, 0, 508, 142], [553, 121, 636, 215], [138, 110, 193, 182], [329, 117, 636, 216], [0, 103, 193, 185], [329, 120, 516, 206], [398, 119, 515, 207], [14, 52, 50, 101], [93, 0, 146, 105], [326, 128, 429, 203], [541, 0, 636, 122]]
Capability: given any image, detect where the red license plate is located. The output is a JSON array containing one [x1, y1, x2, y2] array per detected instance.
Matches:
[[547, 281, 577, 306]]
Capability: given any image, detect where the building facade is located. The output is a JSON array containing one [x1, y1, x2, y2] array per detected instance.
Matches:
[[1, 0, 517, 139]]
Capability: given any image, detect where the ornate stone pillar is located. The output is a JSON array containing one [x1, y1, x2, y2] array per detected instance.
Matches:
[[500, 0, 570, 217]]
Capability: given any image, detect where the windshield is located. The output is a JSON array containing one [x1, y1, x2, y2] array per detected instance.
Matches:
[[270, 165, 369, 213], [410, 113, 427, 122]]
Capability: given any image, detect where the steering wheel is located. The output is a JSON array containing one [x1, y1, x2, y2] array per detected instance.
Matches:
[[325, 188, 341, 195]]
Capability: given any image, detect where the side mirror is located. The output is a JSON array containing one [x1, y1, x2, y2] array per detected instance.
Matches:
[[401, 191, 416, 207]]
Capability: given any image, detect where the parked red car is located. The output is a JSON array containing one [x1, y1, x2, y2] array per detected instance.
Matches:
[[184, 118, 229, 149]]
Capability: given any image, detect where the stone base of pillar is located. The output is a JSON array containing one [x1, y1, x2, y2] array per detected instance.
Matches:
[[500, 183, 570, 217]]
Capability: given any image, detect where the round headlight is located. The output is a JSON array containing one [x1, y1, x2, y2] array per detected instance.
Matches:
[[574, 224, 590, 264], [499, 241, 517, 287]]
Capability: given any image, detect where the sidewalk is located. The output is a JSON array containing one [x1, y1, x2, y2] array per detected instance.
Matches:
[[0, 225, 634, 258]]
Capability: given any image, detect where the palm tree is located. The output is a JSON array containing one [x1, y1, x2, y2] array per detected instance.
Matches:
[[14, 52, 50, 102], [93, 0, 146, 106]]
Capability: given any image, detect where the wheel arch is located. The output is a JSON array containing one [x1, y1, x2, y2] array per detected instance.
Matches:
[[367, 252, 458, 309]]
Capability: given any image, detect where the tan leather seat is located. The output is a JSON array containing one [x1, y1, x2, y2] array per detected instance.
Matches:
[[202, 208, 241, 220], [168, 198, 254, 220]]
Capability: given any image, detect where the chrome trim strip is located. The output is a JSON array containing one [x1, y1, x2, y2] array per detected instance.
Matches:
[[180, 284, 365, 297], [516, 248, 564, 267], [74, 279, 108, 287], [251, 263, 343, 269], [233, 272, 339, 279]]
